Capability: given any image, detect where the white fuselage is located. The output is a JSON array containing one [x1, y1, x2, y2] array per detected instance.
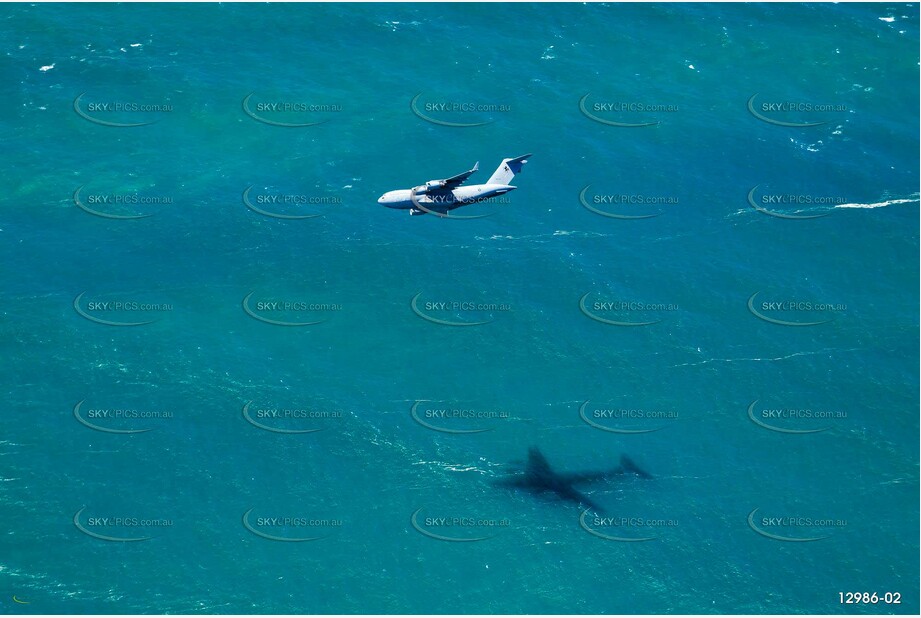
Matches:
[[377, 184, 516, 211]]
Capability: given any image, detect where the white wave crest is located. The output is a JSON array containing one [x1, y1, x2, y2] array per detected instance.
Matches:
[[835, 194, 919, 209]]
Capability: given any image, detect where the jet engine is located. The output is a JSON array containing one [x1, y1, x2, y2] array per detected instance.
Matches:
[[423, 179, 448, 192]]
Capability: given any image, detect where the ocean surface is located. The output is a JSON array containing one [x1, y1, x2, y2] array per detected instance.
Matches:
[[1, 2, 919, 614]]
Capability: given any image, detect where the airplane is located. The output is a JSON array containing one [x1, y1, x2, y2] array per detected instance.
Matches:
[[378, 154, 531, 216], [493, 446, 651, 513]]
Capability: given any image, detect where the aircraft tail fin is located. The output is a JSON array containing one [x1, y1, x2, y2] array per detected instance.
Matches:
[[620, 455, 652, 479], [486, 153, 531, 185]]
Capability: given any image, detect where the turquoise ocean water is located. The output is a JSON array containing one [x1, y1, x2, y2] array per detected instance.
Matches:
[[1, 2, 919, 614]]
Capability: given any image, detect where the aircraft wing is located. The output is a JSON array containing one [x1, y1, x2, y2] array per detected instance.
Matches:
[[525, 446, 553, 477], [426, 161, 479, 191], [557, 485, 604, 513]]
